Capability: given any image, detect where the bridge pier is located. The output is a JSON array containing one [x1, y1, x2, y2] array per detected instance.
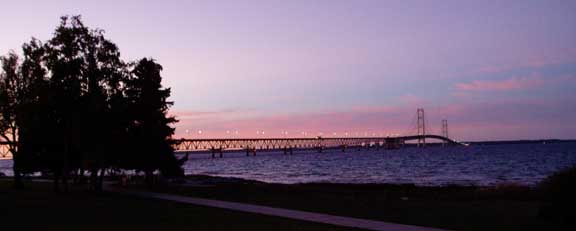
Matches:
[[283, 147, 293, 155], [340, 144, 347, 152], [384, 138, 402, 149], [246, 147, 256, 156], [211, 147, 223, 158]]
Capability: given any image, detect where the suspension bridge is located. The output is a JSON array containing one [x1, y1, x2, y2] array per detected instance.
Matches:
[[0, 108, 464, 159]]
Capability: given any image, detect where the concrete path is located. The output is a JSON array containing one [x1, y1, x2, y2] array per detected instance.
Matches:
[[108, 187, 447, 231]]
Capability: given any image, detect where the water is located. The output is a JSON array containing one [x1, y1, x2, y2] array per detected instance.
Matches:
[[1, 143, 575, 186]]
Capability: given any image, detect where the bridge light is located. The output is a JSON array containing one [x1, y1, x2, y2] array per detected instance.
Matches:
[[198, 130, 202, 134]]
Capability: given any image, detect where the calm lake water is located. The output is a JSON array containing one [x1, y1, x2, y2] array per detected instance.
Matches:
[[1, 143, 575, 186]]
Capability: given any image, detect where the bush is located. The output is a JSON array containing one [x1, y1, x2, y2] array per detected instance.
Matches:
[[538, 166, 576, 222]]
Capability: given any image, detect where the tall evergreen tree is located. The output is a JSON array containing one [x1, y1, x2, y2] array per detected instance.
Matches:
[[127, 58, 180, 184]]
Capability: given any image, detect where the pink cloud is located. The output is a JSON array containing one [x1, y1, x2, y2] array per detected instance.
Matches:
[[442, 50, 576, 80], [558, 74, 576, 82], [454, 75, 544, 91]]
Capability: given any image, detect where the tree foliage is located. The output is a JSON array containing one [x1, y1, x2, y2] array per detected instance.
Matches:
[[0, 15, 181, 190]]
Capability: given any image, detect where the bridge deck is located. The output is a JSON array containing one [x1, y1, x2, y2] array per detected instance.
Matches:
[[173, 135, 463, 153]]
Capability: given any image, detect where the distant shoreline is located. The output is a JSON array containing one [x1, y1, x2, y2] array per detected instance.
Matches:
[[464, 139, 576, 145]]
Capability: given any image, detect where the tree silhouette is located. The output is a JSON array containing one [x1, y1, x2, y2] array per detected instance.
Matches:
[[0, 52, 24, 188], [0, 15, 182, 191], [125, 58, 180, 185]]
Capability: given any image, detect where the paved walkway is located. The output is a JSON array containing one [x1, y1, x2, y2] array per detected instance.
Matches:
[[108, 186, 446, 231]]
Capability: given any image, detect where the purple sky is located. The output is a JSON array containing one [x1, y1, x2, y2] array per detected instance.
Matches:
[[1, 0, 575, 141]]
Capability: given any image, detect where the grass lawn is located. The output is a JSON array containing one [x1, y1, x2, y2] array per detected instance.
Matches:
[[0, 179, 358, 231], [126, 176, 574, 231]]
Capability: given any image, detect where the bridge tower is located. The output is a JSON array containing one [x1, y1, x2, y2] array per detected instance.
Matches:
[[441, 119, 448, 146], [417, 108, 426, 147], [441, 119, 448, 138]]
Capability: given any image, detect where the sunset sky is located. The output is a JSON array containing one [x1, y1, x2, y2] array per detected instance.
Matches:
[[1, 0, 575, 141]]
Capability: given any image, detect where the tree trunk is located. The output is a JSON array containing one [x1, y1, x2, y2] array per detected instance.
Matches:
[[62, 169, 69, 192], [53, 170, 61, 193], [90, 169, 98, 191], [145, 170, 153, 187], [12, 155, 23, 189], [73, 167, 85, 185], [97, 168, 106, 191]]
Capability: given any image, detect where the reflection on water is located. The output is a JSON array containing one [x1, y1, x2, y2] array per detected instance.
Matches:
[[1, 143, 575, 186]]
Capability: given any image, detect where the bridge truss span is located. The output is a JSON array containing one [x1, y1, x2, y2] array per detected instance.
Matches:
[[172, 135, 464, 156]]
